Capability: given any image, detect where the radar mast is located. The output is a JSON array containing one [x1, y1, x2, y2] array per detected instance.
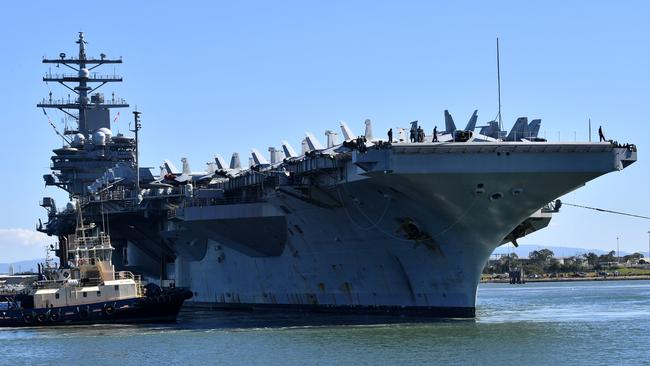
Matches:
[[37, 32, 129, 134]]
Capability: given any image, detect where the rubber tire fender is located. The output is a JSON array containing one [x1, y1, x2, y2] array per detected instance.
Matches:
[[78, 309, 90, 320], [22, 313, 34, 324], [104, 305, 115, 316]]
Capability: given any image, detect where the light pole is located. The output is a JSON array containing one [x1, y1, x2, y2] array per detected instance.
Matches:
[[616, 237, 620, 263], [647, 231, 649, 262]]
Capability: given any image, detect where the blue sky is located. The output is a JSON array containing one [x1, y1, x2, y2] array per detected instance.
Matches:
[[0, 1, 648, 261]]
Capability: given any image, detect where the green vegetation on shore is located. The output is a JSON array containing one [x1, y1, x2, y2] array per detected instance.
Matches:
[[483, 248, 649, 280]]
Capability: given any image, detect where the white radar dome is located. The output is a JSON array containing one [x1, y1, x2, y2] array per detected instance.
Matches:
[[72, 133, 85, 146], [79, 68, 90, 78], [93, 131, 106, 146], [98, 127, 113, 140]]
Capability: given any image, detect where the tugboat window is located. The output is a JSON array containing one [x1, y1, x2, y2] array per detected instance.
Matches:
[[97, 291, 101, 297], [114, 285, 119, 291], [55, 293, 60, 299], [83, 292, 87, 298]]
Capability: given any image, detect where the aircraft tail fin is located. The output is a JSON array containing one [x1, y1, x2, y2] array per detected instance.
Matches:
[[528, 119, 542, 138], [444, 110, 457, 134], [251, 148, 269, 166], [282, 140, 298, 157], [163, 159, 180, 175], [214, 154, 228, 170], [324, 131, 338, 147], [364, 119, 374, 140], [230, 153, 241, 169], [465, 110, 478, 131], [506, 117, 529, 141], [479, 120, 501, 139], [305, 132, 324, 150], [181, 157, 191, 175], [205, 162, 216, 175], [339, 121, 356, 141]]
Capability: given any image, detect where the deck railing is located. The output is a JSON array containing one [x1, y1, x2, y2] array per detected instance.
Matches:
[[116, 271, 144, 296]]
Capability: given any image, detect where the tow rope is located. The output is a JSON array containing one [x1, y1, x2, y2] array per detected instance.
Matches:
[[563, 202, 650, 220]]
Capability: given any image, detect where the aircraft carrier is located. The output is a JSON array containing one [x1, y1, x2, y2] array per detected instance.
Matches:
[[36, 34, 638, 317]]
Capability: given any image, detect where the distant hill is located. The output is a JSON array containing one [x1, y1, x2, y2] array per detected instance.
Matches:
[[492, 245, 648, 258], [0, 259, 43, 274]]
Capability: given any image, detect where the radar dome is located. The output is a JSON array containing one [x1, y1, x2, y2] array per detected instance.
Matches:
[[79, 68, 90, 78], [93, 131, 106, 146], [98, 127, 113, 140], [72, 133, 85, 146]]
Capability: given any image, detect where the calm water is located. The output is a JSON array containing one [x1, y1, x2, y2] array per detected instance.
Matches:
[[2, 281, 650, 366]]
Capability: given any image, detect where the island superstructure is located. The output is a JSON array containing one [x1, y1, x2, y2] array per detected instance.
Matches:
[[36, 33, 637, 317]]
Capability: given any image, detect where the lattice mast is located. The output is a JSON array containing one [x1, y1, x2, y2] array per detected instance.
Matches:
[[37, 32, 129, 135]]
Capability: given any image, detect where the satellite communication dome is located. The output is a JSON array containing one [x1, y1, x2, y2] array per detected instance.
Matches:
[[79, 68, 90, 78], [98, 127, 113, 140], [93, 131, 106, 146], [72, 133, 85, 146], [66, 202, 75, 211]]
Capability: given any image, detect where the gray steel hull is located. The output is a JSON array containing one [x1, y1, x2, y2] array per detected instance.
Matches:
[[167, 143, 635, 316]]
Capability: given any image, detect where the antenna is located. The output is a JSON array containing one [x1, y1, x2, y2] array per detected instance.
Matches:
[[496, 37, 503, 135], [39, 33, 128, 134], [131, 109, 142, 200]]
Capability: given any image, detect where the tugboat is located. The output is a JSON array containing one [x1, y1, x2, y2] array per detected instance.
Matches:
[[0, 209, 192, 327]]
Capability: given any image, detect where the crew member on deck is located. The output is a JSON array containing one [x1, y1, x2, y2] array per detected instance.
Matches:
[[598, 126, 606, 142], [433, 126, 438, 142], [410, 126, 416, 142], [387, 128, 393, 143]]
